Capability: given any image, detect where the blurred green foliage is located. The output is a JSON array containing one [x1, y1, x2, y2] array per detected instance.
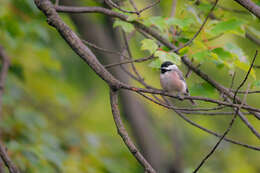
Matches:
[[0, 0, 259, 173]]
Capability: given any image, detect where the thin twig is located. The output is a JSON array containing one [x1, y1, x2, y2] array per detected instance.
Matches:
[[181, 56, 260, 120], [138, 0, 161, 14], [105, 55, 154, 68], [82, 39, 129, 58], [105, 0, 160, 15], [82, 39, 155, 67], [180, 111, 250, 115], [121, 31, 143, 79], [233, 50, 258, 103], [136, 91, 260, 151], [230, 90, 260, 94], [128, 0, 140, 15], [193, 83, 251, 173], [105, 0, 139, 14], [120, 85, 260, 113], [174, 0, 219, 52]]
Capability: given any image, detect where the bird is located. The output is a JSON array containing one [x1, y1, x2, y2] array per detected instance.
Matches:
[[160, 61, 196, 105]]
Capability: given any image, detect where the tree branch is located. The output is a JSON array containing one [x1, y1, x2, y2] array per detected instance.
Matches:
[[135, 91, 260, 151], [55, 5, 176, 49], [34, 0, 122, 89], [109, 89, 156, 173], [233, 50, 258, 103], [193, 83, 250, 173], [233, 0, 260, 18]]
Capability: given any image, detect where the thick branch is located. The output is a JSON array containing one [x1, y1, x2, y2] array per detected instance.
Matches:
[[109, 89, 156, 173], [34, 0, 122, 89], [233, 0, 260, 18]]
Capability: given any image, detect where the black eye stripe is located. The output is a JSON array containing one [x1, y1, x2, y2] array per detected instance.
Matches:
[[161, 68, 171, 74]]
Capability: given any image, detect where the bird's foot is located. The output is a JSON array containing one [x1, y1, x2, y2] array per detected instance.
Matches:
[[177, 93, 184, 101]]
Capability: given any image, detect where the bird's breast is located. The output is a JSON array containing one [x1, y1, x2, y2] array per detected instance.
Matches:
[[160, 71, 186, 93]]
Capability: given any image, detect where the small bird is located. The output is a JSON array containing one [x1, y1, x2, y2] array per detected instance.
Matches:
[[160, 61, 196, 105]]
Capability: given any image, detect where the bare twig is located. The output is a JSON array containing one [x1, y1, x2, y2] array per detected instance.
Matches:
[[121, 31, 143, 79], [174, 0, 219, 52], [193, 83, 251, 173], [105, 55, 154, 68], [110, 89, 156, 173], [0, 144, 20, 173], [181, 56, 260, 120], [180, 111, 251, 115], [233, 50, 258, 103], [82, 39, 127, 57], [55, 5, 176, 49], [104, 0, 139, 14], [136, 91, 260, 151], [120, 85, 260, 113], [138, 0, 161, 14], [128, 0, 140, 15], [105, 0, 160, 15], [230, 90, 260, 94]]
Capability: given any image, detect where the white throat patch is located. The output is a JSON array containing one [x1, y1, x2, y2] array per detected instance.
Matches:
[[165, 64, 178, 71]]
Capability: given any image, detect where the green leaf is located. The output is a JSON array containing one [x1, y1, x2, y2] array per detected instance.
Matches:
[[113, 20, 135, 33], [148, 58, 161, 68], [154, 50, 167, 60], [154, 51, 181, 65], [190, 82, 216, 97], [253, 80, 260, 87], [211, 48, 233, 61], [166, 17, 194, 29], [225, 43, 248, 63], [197, 2, 212, 12], [192, 50, 211, 62], [209, 19, 244, 36], [143, 16, 168, 32], [141, 39, 158, 54], [167, 52, 181, 65]]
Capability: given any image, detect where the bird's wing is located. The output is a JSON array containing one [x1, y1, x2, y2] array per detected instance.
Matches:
[[175, 70, 185, 82]]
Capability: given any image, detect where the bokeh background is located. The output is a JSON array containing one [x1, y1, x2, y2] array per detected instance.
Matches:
[[0, 0, 259, 172]]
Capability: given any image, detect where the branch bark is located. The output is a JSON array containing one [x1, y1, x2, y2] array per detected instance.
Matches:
[[110, 89, 156, 173], [233, 0, 260, 18]]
